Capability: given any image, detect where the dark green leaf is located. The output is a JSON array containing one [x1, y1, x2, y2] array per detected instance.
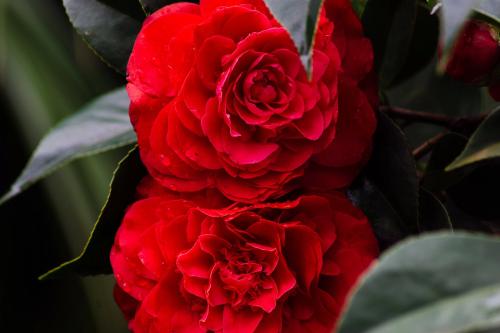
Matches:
[[0, 87, 136, 205], [348, 179, 407, 250], [419, 188, 453, 232], [350, 0, 367, 17], [40, 147, 146, 279], [138, 0, 197, 14], [362, 0, 418, 87], [366, 111, 420, 233], [63, 0, 142, 73], [393, 3, 439, 84], [438, 0, 478, 71], [337, 232, 500, 333], [98, 0, 145, 20], [263, 0, 323, 77], [387, 60, 483, 118], [475, 1, 500, 27], [422, 133, 468, 191], [447, 108, 500, 170]]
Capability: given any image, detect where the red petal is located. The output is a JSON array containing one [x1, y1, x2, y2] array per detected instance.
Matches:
[[197, 35, 236, 90], [177, 240, 214, 279], [284, 225, 323, 290], [293, 108, 325, 141], [223, 306, 264, 333]]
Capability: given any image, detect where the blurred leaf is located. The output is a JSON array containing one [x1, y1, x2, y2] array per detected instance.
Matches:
[[40, 147, 145, 278], [388, 61, 483, 117], [438, 0, 478, 71], [350, 0, 367, 17], [475, 1, 500, 26], [362, 0, 418, 88], [337, 232, 500, 333], [263, 0, 323, 77], [393, 3, 439, 84], [348, 179, 407, 250], [419, 188, 453, 231], [63, 0, 142, 73], [0, 87, 136, 205], [422, 133, 468, 191], [447, 108, 500, 170], [138, 0, 197, 14], [366, 112, 420, 233]]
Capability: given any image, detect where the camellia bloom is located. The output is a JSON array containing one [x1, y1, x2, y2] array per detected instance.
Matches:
[[445, 20, 500, 85], [127, 0, 377, 203], [111, 178, 379, 333]]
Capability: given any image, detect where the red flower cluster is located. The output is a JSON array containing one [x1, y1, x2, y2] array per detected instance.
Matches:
[[113, 0, 379, 332], [112, 178, 378, 333]]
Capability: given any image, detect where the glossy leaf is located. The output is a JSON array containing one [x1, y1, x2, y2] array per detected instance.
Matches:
[[447, 108, 500, 170], [263, 0, 324, 77], [337, 232, 500, 333], [475, 1, 500, 25], [138, 0, 196, 14], [422, 133, 468, 191], [418, 188, 453, 232], [348, 179, 407, 250], [63, 0, 142, 73], [387, 62, 482, 119], [393, 3, 439, 84], [362, 0, 418, 87], [366, 112, 420, 233], [40, 147, 146, 279], [0, 87, 136, 205], [98, 0, 145, 20]]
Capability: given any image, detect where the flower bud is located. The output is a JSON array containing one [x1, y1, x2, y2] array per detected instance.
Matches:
[[445, 20, 500, 85]]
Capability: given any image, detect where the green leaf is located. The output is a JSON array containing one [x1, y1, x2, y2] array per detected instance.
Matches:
[[63, 0, 142, 73], [40, 147, 146, 279], [366, 111, 420, 233], [475, 1, 500, 27], [350, 0, 367, 17], [348, 179, 407, 250], [138, 0, 167, 13], [263, 0, 324, 77], [98, 0, 145, 20], [337, 232, 500, 333], [362, 0, 418, 88], [0, 87, 136, 205], [422, 133, 469, 191], [393, 3, 439, 84], [418, 188, 453, 232], [138, 0, 197, 14], [447, 108, 500, 170], [437, 0, 479, 71]]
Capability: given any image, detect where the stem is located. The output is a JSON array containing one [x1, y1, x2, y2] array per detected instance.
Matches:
[[412, 132, 447, 159], [380, 106, 486, 132]]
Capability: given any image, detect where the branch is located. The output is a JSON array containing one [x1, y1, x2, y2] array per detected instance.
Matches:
[[380, 106, 486, 132], [412, 132, 447, 160]]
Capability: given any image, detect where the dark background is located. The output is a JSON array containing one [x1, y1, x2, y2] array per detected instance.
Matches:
[[0, 0, 129, 331]]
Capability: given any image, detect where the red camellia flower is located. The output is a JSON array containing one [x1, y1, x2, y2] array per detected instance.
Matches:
[[127, 0, 377, 203], [111, 178, 379, 333]]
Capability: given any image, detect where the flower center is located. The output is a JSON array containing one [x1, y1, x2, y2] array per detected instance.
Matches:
[[248, 70, 278, 104], [214, 245, 277, 309]]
